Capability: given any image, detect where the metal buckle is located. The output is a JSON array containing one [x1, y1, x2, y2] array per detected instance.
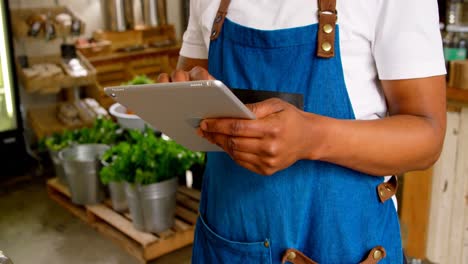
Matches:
[[318, 9, 338, 15], [318, 10, 338, 22]]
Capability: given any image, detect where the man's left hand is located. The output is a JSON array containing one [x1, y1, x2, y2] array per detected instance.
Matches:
[[198, 98, 324, 175]]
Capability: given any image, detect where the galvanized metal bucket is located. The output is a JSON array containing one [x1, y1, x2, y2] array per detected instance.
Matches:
[[49, 149, 67, 186], [109, 181, 128, 212], [124, 177, 177, 233], [125, 182, 145, 230], [59, 144, 109, 205]]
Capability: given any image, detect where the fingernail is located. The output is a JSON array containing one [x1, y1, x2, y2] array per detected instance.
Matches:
[[200, 121, 207, 131], [196, 129, 204, 137]]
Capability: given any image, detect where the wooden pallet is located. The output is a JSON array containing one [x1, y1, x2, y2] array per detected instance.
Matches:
[[46, 178, 199, 263]]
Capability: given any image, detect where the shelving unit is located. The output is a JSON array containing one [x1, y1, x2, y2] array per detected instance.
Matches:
[[10, 6, 86, 39], [83, 25, 180, 109], [27, 103, 94, 138], [11, 5, 105, 139], [16, 51, 96, 94]]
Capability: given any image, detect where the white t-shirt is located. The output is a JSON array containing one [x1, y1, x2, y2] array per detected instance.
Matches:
[[180, 0, 446, 121]]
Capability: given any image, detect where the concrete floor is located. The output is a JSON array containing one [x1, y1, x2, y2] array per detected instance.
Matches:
[[0, 179, 192, 264]]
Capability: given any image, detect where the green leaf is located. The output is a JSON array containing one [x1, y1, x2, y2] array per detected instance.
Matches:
[[123, 75, 154, 86]]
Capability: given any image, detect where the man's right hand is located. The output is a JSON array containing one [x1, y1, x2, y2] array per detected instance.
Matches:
[[157, 66, 214, 83]]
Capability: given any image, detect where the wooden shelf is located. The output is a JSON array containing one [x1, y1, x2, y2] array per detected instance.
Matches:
[[27, 103, 88, 138], [86, 45, 180, 64], [17, 52, 97, 94], [92, 25, 177, 54], [10, 6, 86, 39], [447, 87, 468, 105]]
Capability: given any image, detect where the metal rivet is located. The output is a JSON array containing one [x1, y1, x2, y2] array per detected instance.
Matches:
[[385, 186, 392, 192], [264, 240, 269, 248], [373, 249, 383, 260], [111, 93, 116, 98], [323, 24, 333, 34], [211, 30, 217, 37], [215, 15, 222, 23], [287, 251, 297, 261], [321, 42, 332, 52], [379, 190, 385, 197]]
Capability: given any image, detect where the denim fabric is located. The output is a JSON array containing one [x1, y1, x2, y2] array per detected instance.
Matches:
[[192, 18, 403, 264]]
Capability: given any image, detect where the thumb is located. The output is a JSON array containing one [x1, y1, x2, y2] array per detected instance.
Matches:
[[189, 66, 215, 81], [246, 98, 286, 119]]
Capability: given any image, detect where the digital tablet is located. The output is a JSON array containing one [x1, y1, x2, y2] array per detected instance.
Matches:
[[104, 80, 256, 152]]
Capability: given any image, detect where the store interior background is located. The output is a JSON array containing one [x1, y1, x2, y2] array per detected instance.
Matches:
[[10, 0, 185, 109], [2, 1, 193, 264], [0, 0, 467, 264]]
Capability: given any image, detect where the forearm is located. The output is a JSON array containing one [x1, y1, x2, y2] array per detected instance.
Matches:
[[307, 113, 446, 176]]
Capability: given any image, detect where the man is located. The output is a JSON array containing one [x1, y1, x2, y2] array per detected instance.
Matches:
[[158, 0, 446, 263]]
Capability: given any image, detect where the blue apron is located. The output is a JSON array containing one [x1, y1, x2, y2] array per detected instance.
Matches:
[[192, 1, 403, 263]]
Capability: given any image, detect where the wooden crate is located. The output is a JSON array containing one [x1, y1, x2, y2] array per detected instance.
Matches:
[[84, 45, 180, 109], [93, 25, 176, 52], [77, 41, 113, 58], [46, 178, 199, 263], [17, 52, 97, 94], [10, 6, 86, 39]]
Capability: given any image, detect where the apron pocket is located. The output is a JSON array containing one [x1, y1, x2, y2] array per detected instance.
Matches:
[[192, 215, 272, 264]]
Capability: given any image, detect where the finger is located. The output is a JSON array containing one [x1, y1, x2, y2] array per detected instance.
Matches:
[[235, 159, 264, 175], [221, 136, 270, 155], [200, 119, 266, 138], [202, 133, 276, 175], [157, 73, 170, 83], [234, 157, 275, 176], [189, 66, 215, 81], [195, 128, 204, 138], [200, 130, 216, 144], [171, 70, 190, 82], [231, 150, 277, 173], [201, 132, 230, 152], [202, 133, 262, 155], [246, 98, 286, 119]]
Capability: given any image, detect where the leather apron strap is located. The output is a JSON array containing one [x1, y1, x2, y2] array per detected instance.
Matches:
[[210, 0, 231, 40], [377, 175, 398, 203], [211, 0, 338, 59], [317, 0, 337, 58]]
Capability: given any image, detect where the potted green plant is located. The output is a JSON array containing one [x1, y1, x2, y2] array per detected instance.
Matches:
[[40, 130, 80, 185], [99, 142, 131, 212], [57, 118, 123, 205], [100, 128, 204, 232]]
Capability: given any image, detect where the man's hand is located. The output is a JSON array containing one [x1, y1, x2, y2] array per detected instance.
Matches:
[[198, 98, 327, 176], [157, 66, 214, 83]]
